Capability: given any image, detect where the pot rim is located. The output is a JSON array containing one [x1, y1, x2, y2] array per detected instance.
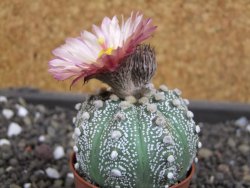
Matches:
[[70, 152, 195, 188], [70, 152, 98, 187]]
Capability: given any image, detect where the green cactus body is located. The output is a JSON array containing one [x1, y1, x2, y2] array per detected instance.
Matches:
[[73, 85, 199, 188]]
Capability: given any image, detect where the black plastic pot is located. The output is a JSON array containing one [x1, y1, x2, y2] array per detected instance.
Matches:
[[1, 87, 249, 123]]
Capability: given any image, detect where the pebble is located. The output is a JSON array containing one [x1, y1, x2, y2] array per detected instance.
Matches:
[[215, 172, 224, 181], [7, 122, 22, 137], [218, 164, 230, 174], [9, 158, 18, 166], [235, 117, 248, 127], [65, 173, 74, 186], [0, 138, 10, 146], [53, 180, 63, 187], [227, 138, 236, 148], [23, 183, 31, 188], [6, 166, 13, 172], [38, 135, 46, 142], [16, 105, 29, 117], [246, 124, 250, 133], [0, 96, 7, 103], [53, 146, 65, 160], [198, 148, 213, 159], [2, 109, 14, 119], [45, 167, 60, 179], [243, 174, 250, 183], [208, 175, 214, 184], [242, 165, 250, 173], [35, 144, 53, 160], [9, 184, 21, 188], [238, 144, 250, 155], [66, 172, 74, 179]]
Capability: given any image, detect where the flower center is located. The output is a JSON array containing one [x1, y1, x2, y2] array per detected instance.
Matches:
[[98, 37, 113, 57], [98, 47, 113, 57]]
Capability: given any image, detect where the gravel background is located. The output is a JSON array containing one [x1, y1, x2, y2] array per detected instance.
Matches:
[[0, 97, 249, 188]]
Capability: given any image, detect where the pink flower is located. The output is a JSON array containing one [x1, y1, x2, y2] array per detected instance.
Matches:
[[48, 12, 157, 85]]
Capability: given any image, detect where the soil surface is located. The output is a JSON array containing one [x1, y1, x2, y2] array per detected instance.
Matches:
[[0, 97, 249, 188]]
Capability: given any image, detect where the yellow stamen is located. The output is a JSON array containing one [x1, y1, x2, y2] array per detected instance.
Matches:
[[98, 47, 113, 57]]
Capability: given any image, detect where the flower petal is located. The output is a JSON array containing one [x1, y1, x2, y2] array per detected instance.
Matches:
[[48, 12, 156, 85]]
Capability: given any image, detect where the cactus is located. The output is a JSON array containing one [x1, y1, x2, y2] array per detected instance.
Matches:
[[72, 84, 199, 188], [48, 12, 200, 188]]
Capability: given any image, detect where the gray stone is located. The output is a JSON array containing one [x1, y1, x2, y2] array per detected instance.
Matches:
[[9, 184, 21, 188], [227, 138, 236, 148], [235, 117, 248, 127], [218, 164, 230, 174], [53, 180, 63, 188], [239, 144, 250, 155], [9, 158, 18, 166], [198, 148, 213, 159], [243, 174, 250, 183]]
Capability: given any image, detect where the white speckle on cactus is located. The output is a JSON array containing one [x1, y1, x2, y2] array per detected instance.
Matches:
[[138, 97, 149, 104], [111, 130, 122, 140], [111, 168, 122, 177], [155, 116, 166, 126], [75, 103, 81, 110], [186, 111, 194, 119], [198, 141, 202, 148], [73, 145, 78, 153], [72, 117, 76, 124], [167, 155, 175, 163], [164, 185, 169, 188], [159, 85, 168, 92], [125, 96, 137, 104], [183, 99, 190, 105], [110, 150, 118, 160], [194, 157, 198, 163], [93, 100, 104, 108], [167, 172, 174, 179], [154, 92, 165, 101], [110, 94, 119, 101], [172, 99, 181, 107], [163, 135, 173, 144], [72, 133, 76, 140], [146, 103, 157, 113], [74, 162, 79, 170], [2, 109, 14, 119], [74, 128, 81, 137], [173, 88, 182, 96], [82, 112, 90, 120], [115, 186, 120, 188], [119, 101, 131, 109], [195, 125, 201, 133], [114, 112, 126, 121]]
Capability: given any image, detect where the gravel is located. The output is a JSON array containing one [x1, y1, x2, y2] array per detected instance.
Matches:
[[0, 97, 250, 188]]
